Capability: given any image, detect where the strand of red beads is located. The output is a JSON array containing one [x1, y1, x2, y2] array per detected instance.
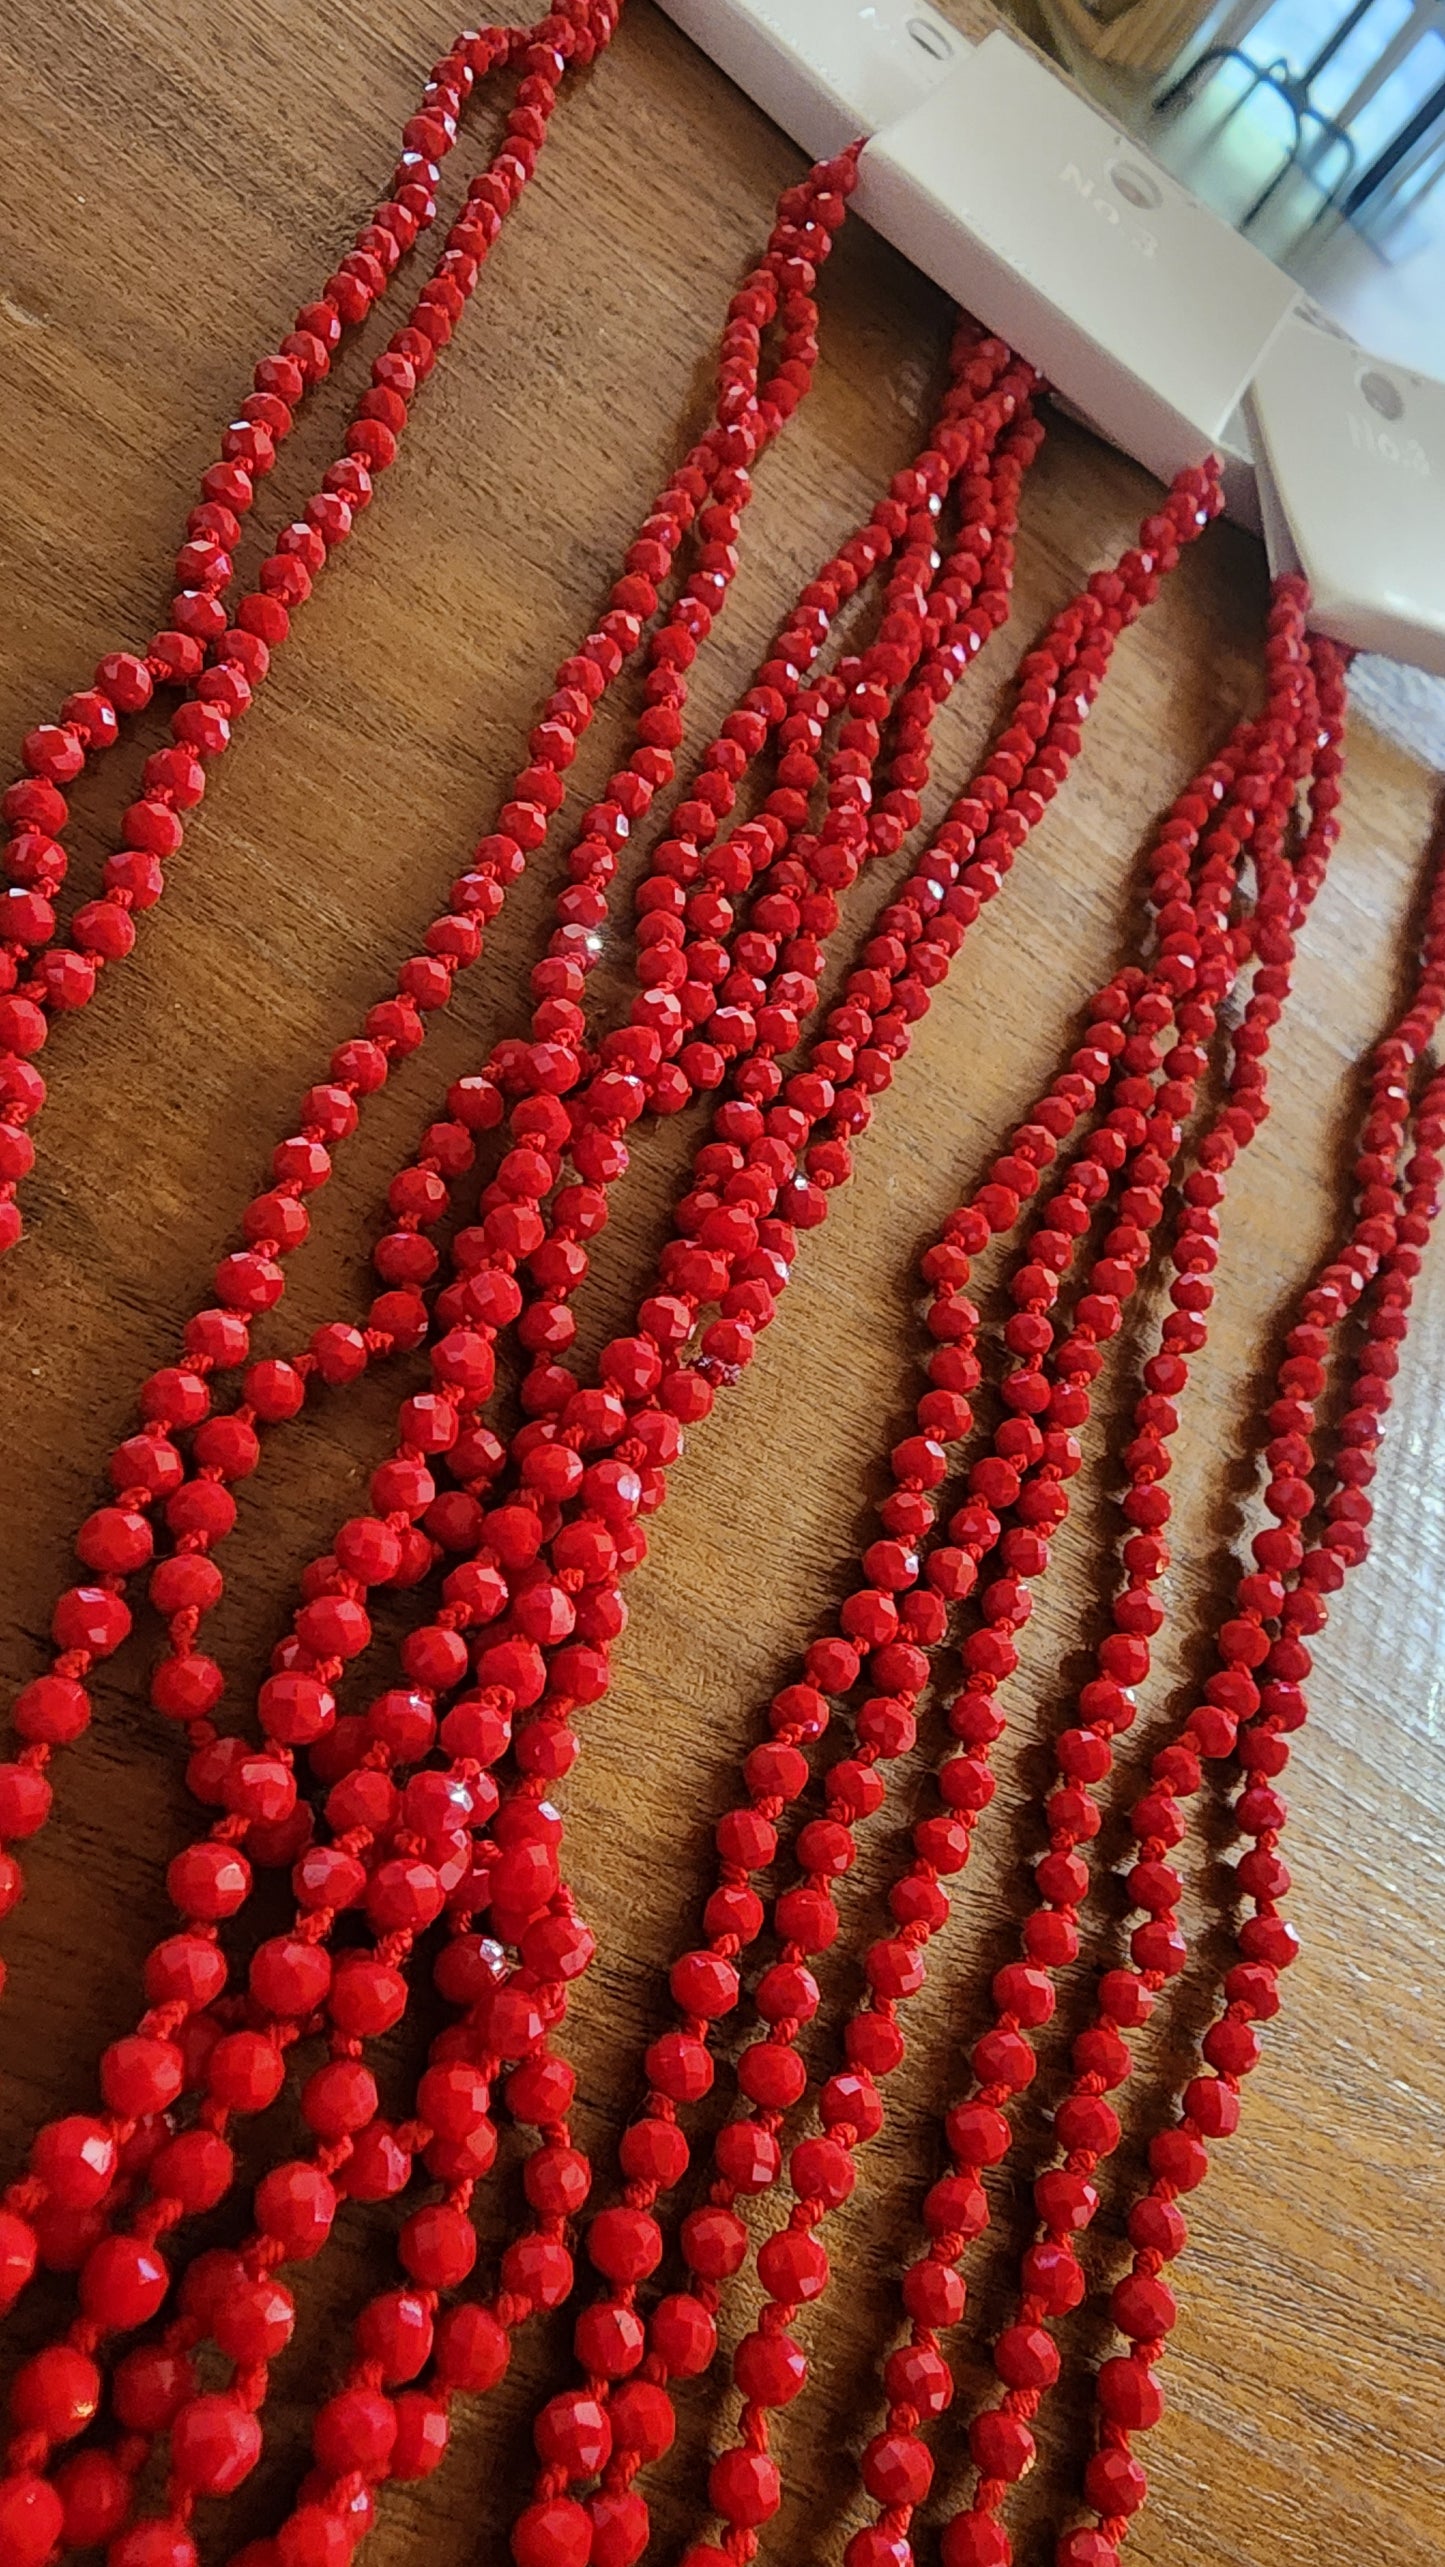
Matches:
[[458, 345, 1036, 1432], [111, 437, 1162, 2567], [536, 684, 1278, 2565], [12, 313, 1011, 2342], [0, 3, 623, 1259], [69, 361, 1038, 2567], [197, 389, 1043, 2567], [859, 609, 1338, 2567], [143, 323, 1018, 1832], [0, 6, 531, 1100], [0, 334, 1036, 2567], [126, 187, 857, 1855], [678, 606, 1314, 2567], [513, 980, 1150, 2564], [350, 470, 1221, 2567], [447, 402, 1051, 2561], [0, 154, 849, 2001], [0, 458, 1209, 2567], [1049, 802, 1445, 2567], [236, 448, 1177, 2567]]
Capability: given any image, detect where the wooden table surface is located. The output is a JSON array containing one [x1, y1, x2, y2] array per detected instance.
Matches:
[[1, 5, 1442, 2563]]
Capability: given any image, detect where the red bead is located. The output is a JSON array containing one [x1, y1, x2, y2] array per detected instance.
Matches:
[[78, 2232, 169, 2327], [994, 2322, 1060, 2389], [0, 2477, 65, 2566], [535, 2389, 612, 2475], [313, 2388, 397, 2478], [30, 2115, 116, 2208], [1097, 2355, 1165, 2428], [10, 2343, 101, 2439], [648, 2292, 716, 2376], [304, 2058, 378, 2137], [171, 2394, 263, 2493], [254, 2161, 337, 2259], [589, 2489, 649, 2567], [588, 2205, 662, 2284], [109, 2528, 199, 2567], [356, 2288, 434, 2382], [1084, 2447, 1148, 2515], [400, 2202, 476, 2289], [391, 2390, 449, 2479], [213, 2274, 295, 2364], [969, 2408, 1034, 2480], [861, 2431, 933, 2506], [276, 2509, 350, 2567], [512, 2499, 593, 2567], [1022, 2238, 1084, 2314], [13, 1672, 90, 1741], [113, 2347, 196, 2431], [734, 2328, 807, 2406], [168, 1841, 250, 1919], [435, 2301, 509, 2392], [709, 2448, 780, 2528], [1056, 2535, 1119, 2567], [574, 2300, 645, 2379], [208, 2030, 286, 2113], [0, 2212, 37, 2312], [101, 2033, 183, 2116], [54, 2447, 130, 2545], [941, 2520, 1011, 2567]]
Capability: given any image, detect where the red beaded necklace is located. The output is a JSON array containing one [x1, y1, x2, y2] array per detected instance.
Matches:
[[662, 634, 1325, 2567], [1041, 832, 1445, 2567], [0, 374, 1052, 2567], [846, 617, 1345, 2567], [6, 26, 1439, 2567], [0, 112, 1112, 2555], [0, 6, 627, 1263], [0, 147, 855, 1958], [0, 364, 1219, 2567]]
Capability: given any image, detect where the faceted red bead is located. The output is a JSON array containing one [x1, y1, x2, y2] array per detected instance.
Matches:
[[588, 2489, 649, 2567], [994, 2322, 1061, 2388], [734, 2328, 807, 2406], [708, 2447, 781, 2527], [1097, 2355, 1165, 2428], [254, 2162, 337, 2259], [10, 2344, 101, 2439], [1084, 2447, 1148, 2515], [54, 2447, 130, 2546], [171, 2395, 263, 2493], [391, 2390, 449, 2479], [535, 2389, 612, 2475], [313, 2387, 397, 2478], [78, 2232, 169, 2327], [112, 2346, 196, 2432], [512, 2499, 592, 2567], [213, 2274, 295, 2364], [861, 2431, 933, 2506], [354, 2287, 433, 2383], [0, 2477, 65, 2567], [941, 2514, 1011, 2567], [574, 2300, 645, 2380], [969, 2408, 1034, 2480], [109, 2529, 199, 2567], [30, 2115, 116, 2209], [648, 2291, 716, 2376], [435, 2300, 509, 2391], [400, 2203, 476, 2289]]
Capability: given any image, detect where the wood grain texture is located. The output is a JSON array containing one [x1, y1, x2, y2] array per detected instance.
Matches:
[[0, 5, 1442, 2562]]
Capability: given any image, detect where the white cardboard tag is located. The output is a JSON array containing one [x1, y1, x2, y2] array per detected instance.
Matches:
[[654, 0, 966, 158], [1246, 312, 1445, 675], [856, 32, 1298, 489]]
